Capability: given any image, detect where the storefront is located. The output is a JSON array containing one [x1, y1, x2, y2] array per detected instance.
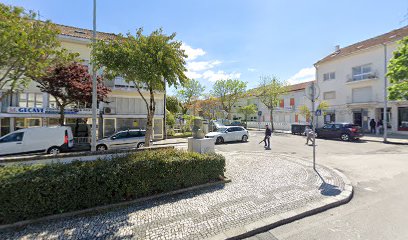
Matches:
[[0, 107, 164, 140], [398, 107, 408, 131]]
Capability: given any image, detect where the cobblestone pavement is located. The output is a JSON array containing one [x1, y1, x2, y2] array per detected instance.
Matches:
[[1, 151, 345, 240]]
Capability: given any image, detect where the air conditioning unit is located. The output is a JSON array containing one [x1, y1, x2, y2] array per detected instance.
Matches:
[[103, 107, 115, 114]]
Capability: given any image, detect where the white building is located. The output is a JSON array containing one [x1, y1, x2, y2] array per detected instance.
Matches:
[[232, 81, 314, 130], [315, 25, 408, 134], [0, 24, 165, 139]]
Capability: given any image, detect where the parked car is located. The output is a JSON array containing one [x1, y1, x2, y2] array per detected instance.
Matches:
[[0, 126, 74, 156], [96, 129, 147, 151], [205, 126, 249, 144], [315, 123, 364, 141]]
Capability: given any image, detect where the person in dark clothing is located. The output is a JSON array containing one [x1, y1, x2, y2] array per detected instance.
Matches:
[[264, 125, 272, 150], [369, 119, 376, 134]]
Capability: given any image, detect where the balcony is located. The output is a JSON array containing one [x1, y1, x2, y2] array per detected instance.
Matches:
[[346, 72, 379, 85]]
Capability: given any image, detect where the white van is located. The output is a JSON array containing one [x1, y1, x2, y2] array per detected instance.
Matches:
[[0, 126, 74, 156]]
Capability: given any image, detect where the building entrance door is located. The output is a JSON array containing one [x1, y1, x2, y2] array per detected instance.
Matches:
[[353, 112, 362, 127]]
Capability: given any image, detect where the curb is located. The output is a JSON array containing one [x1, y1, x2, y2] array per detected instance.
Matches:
[[0, 178, 231, 232], [205, 165, 353, 240], [362, 138, 408, 145]]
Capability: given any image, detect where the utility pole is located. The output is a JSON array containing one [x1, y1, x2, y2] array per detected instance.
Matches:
[[311, 82, 316, 171], [91, 0, 97, 151], [383, 43, 388, 143]]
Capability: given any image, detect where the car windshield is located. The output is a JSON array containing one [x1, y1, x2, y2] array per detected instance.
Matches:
[[217, 128, 227, 132]]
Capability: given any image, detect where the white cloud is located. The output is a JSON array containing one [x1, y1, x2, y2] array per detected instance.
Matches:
[[287, 67, 315, 84], [186, 60, 222, 72], [181, 43, 206, 61], [185, 71, 202, 79], [248, 68, 257, 72], [202, 70, 241, 82]]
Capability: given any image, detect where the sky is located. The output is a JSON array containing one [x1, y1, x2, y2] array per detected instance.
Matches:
[[2, 0, 408, 94]]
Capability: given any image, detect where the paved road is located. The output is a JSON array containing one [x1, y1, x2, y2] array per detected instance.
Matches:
[[220, 131, 408, 240]]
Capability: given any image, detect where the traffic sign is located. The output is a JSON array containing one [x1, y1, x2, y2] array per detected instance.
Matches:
[[315, 109, 322, 116], [258, 111, 262, 116]]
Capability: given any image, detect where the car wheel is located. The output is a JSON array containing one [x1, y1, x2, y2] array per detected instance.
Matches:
[[137, 142, 145, 148], [242, 135, 248, 142], [216, 136, 224, 144], [341, 133, 350, 141], [96, 144, 107, 151], [47, 146, 60, 155]]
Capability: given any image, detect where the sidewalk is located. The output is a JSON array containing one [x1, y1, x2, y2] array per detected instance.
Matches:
[[248, 128, 408, 145], [362, 133, 408, 145], [153, 137, 188, 146], [1, 152, 352, 240]]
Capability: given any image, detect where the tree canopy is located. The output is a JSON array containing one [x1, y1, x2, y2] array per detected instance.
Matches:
[[92, 28, 188, 146], [36, 62, 110, 124], [177, 79, 205, 114], [0, 3, 63, 95], [387, 37, 408, 100], [255, 76, 288, 130], [211, 79, 247, 119], [238, 104, 257, 124], [166, 95, 182, 114]]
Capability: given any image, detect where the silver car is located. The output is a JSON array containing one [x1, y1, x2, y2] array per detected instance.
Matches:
[[96, 129, 147, 151]]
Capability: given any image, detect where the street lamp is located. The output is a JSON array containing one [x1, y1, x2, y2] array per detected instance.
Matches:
[[91, 0, 97, 151]]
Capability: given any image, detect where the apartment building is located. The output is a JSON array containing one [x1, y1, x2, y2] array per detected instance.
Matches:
[[0, 24, 165, 139], [315, 25, 408, 134], [232, 81, 314, 130]]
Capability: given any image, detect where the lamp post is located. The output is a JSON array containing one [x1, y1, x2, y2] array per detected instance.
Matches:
[[382, 43, 388, 143], [91, 0, 97, 151]]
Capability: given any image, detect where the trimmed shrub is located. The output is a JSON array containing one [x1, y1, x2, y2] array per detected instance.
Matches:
[[0, 149, 225, 224]]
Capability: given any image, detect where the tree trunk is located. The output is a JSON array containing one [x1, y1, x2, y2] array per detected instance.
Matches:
[[145, 111, 154, 147], [270, 108, 274, 131], [59, 105, 65, 126], [144, 90, 156, 147]]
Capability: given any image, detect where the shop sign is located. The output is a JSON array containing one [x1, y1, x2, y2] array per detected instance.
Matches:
[[7, 107, 97, 115]]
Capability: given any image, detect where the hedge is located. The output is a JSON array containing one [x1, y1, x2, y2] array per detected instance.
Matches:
[[0, 149, 225, 224]]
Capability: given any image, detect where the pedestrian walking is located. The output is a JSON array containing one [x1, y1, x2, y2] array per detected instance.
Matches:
[[376, 120, 381, 135], [370, 119, 376, 134], [379, 119, 384, 134], [305, 125, 315, 145], [263, 124, 272, 150]]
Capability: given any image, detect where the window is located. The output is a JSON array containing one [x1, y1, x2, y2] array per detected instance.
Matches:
[[0, 132, 24, 143], [323, 91, 336, 100], [352, 87, 372, 103], [279, 99, 284, 108], [323, 124, 333, 129], [323, 72, 335, 81], [398, 107, 408, 131], [290, 98, 295, 106], [49, 96, 58, 108], [19, 93, 43, 107], [352, 64, 372, 81], [112, 131, 128, 139]]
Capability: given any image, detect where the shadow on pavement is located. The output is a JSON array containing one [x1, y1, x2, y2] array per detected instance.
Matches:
[[315, 169, 342, 196]]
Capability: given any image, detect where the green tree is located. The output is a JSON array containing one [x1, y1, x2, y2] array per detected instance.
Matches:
[[166, 95, 181, 114], [298, 101, 330, 123], [238, 104, 257, 125], [177, 79, 205, 115], [92, 28, 188, 146], [211, 79, 247, 120], [255, 76, 288, 131], [387, 37, 408, 100], [166, 110, 176, 127], [0, 4, 63, 97]]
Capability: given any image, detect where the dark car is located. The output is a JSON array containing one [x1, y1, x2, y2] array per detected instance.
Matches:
[[315, 123, 364, 141]]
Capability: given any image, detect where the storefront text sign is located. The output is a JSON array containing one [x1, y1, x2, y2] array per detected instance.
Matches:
[[7, 107, 98, 115]]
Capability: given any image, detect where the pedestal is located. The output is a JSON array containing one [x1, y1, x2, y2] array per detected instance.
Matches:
[[187, 137, 215, 154]]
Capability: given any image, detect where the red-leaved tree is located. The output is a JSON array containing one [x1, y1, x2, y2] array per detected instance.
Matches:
[[36, 62, 110, 125]]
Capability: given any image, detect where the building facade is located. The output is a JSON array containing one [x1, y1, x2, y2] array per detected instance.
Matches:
[[315, 25, 408, 134], [231, 81, 314, 130], [0, 24, 165, 139]]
